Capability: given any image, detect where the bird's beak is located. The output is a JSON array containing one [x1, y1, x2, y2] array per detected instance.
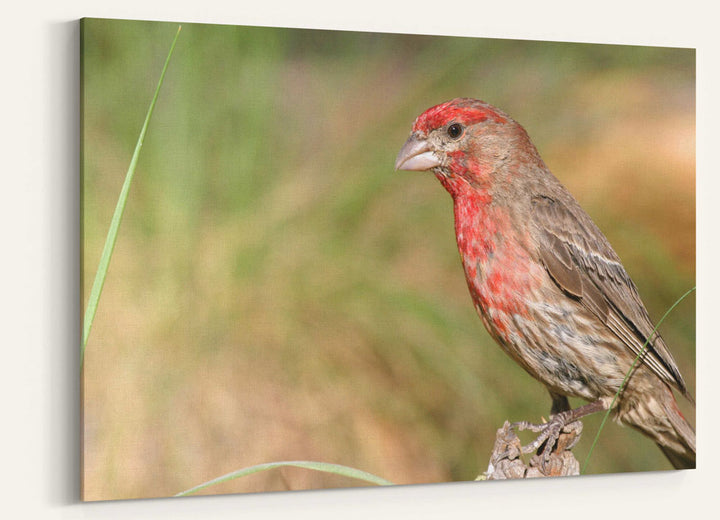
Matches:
[[395, 134, 441, 171]]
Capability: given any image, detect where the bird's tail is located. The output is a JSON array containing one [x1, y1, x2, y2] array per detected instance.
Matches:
[[656, 395, 696, 469], [618, 384, 695, 470]]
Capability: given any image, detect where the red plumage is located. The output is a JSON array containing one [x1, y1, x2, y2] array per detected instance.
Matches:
[[395, 98, 695, 470]]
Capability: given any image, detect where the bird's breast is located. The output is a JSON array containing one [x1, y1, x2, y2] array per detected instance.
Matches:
[[453, 194, 544, 339]]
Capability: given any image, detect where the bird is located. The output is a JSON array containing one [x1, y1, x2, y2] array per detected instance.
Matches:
[[394, 97, 695, 470]]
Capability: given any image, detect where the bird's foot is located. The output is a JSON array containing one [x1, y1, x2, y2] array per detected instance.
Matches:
[[512, 415, 583, 463], [511, 398, 609, 471], [483, 399, 607, 478]]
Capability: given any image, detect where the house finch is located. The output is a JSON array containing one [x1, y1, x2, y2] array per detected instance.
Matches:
[[395, 98, 695, 470]]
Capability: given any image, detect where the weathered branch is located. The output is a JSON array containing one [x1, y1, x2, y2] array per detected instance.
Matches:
[[478, 420, 582, 480]]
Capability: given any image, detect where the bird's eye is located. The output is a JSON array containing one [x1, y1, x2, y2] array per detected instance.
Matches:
[[447, 123, 464, 139]]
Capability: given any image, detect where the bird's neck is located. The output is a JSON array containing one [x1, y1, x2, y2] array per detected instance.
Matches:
[[435, 167, 491, 200]]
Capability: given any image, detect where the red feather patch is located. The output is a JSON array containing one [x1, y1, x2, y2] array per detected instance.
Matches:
[[413, 98, 508, 133]]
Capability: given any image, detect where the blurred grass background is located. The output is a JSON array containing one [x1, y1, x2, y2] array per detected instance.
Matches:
[[80, 18, 695, 501]]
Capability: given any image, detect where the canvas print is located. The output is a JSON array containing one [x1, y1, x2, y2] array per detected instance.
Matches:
[[80, 17, 696, 501]]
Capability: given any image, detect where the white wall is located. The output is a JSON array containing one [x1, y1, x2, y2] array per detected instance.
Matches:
[[2, 1, 716, 518]]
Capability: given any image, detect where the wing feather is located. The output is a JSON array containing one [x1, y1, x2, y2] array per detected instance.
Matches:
[[531, 194, 689, 398]]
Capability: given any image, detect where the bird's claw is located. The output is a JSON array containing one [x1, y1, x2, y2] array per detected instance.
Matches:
[[510, 415, 583, 471]]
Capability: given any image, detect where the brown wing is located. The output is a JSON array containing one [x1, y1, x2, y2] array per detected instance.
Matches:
[[530, 194, 690, 399]]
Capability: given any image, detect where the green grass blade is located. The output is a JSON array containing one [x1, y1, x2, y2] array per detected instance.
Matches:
[[81, 26, 182, 366], [174, 460, 395, 496], [582, 285, 696, 473]]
